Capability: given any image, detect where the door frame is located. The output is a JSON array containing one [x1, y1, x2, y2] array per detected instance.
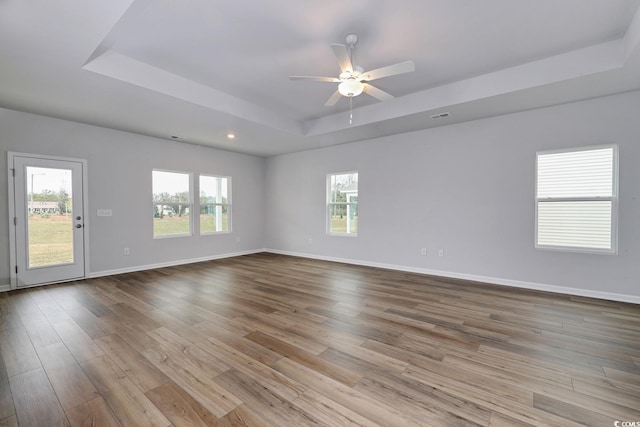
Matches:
[[7, 152, 90, 290]]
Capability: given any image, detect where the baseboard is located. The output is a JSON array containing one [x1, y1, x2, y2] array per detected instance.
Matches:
[[88, 248, 265, 279], [7, 248, 639, 305], [264, 248, 640, 305]]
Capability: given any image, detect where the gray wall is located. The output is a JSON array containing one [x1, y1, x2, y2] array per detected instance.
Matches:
[[2, 91, 639, 301], [0, 108, 265, 284], [264, 91, 640, 301]]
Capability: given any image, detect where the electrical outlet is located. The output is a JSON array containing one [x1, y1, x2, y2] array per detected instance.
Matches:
[[438, 249, 444, 257], [123, 247, 130, 256], [420, 248, 427, 256], [308, 238, 313, 245]]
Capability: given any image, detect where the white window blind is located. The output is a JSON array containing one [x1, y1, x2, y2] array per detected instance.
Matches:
[[536, 146, 617, 253]]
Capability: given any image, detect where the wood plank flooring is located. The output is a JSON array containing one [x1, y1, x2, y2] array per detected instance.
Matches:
[[1, 253, 639, 426]]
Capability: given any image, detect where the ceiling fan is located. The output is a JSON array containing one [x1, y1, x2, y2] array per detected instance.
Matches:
[[290, 33, 415, 107]]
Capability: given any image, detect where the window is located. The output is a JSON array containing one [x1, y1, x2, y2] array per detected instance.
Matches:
[[327, 172, 358, 235], [152, 170, 192, 238], [199, 175, 231, 234], [535, 145, 617, 253]]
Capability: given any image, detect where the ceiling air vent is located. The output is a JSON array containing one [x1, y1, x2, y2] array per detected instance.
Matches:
[[430, 112, 450, 119]]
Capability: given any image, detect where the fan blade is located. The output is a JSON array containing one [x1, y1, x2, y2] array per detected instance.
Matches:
[[331, 44, 353, 73], [361, 60, 415, 81], [363, 83, 394, 102], [289, 76, 340, 82], [324, 90, 342, 107]]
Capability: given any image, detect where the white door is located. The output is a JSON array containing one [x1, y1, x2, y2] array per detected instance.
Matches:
[[11, 154, 86, 287]]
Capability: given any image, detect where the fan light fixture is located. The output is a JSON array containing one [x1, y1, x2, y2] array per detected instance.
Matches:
[[338, 78, 364, 97], [289, 32, 415, 124]]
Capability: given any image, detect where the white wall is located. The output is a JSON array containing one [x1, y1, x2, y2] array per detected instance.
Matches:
[[265, 91, 640, 302], [0, 108, 265, 285]]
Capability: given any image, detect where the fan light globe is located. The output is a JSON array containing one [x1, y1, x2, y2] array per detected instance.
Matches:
[[338, 79, 364, 97]]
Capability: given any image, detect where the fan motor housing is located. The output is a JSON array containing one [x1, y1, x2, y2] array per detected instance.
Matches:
[[345, 33, 359, 47]]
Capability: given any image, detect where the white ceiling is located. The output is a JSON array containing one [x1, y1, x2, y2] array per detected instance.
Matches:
[[1, 0, 640, 156]]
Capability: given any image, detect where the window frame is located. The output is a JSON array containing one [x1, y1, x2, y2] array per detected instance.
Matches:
[[534, 144, 618, 254], [199, 174, 232, 235], [152, 169, 193, 239], [327, 171, 359, 237]]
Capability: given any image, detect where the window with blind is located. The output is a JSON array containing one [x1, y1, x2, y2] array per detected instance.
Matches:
[[535, 145, 618, 253]]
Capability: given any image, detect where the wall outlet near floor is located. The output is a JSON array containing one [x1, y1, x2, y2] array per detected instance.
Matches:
[[420, 247, 427, 256], [308, 238, 313, 245], [123, 247, 130, 256], [438, 249, 444, 257]]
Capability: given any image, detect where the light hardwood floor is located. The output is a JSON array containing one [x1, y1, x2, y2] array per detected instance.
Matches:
[[1, 253, 639, 426]]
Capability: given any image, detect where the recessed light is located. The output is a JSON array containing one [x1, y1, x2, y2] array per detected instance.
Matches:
[[227, 133, 236, 140]]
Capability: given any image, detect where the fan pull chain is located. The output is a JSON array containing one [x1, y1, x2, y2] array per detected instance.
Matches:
[[349, 96, 353, 125]]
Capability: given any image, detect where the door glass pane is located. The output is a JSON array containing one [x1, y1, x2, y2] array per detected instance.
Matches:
[[26, 166, 74, 268]]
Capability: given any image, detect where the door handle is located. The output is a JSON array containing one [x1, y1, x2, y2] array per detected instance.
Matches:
[[75, 224, 83, 228]]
